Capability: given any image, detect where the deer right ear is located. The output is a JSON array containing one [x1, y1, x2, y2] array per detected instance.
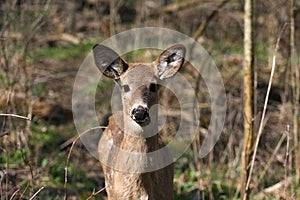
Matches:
[[156, 44, 186, 80], [93, 45, 128, 79]]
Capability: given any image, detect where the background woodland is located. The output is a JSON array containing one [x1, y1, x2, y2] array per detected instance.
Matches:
[[0, 0, 300, 199]]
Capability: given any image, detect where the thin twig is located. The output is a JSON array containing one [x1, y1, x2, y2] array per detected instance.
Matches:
[[245, 23, 288, 191], [21, 146, 35, 193], [64, 126, 106, 200], [258, 128, 286, 182], [192, 0, 229, 40], [0, 113, 31, 121], [31, 0, 51, 32], [9, 189, 20, 200], [28, 186, 45, 200], [19, 183, 29, 200], [86, 187, 106, 200], [284, 125, 290, 199]]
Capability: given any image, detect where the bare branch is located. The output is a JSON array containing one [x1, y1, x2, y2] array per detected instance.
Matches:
[[193, 0, 229, 40], [258, 131, 286, 182], [0, 114, 31, 121], [28, 186, 45, 200], [245, 23, 288, 192]]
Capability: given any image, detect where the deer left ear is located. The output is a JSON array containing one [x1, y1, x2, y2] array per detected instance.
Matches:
[[155, 44, 186, 80], [93, 44, 128, 80]]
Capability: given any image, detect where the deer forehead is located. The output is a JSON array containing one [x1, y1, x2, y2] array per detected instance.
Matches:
[[120, 64, 158, 86]]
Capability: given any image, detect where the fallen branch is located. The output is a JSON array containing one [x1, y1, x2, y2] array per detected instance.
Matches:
[[48, 33, 80, 45], [162, 0, 200, 13], [148, 0, 201, 17], [254, 177, 293, 199]]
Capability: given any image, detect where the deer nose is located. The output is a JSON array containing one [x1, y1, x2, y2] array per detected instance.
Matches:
[[131, 106, 149, 123]]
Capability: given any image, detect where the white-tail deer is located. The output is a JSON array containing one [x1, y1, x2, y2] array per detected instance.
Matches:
[[93, 44, 186, 200]]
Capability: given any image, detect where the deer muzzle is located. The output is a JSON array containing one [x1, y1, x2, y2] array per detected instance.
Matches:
[[131, 105, 149, 124]]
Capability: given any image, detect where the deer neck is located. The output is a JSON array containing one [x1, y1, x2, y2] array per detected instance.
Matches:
[[122, 108, 159, 153]]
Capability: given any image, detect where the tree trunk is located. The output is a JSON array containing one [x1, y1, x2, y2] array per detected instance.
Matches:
[[241, 0, 254, 199], [290, 0, 300, 186]]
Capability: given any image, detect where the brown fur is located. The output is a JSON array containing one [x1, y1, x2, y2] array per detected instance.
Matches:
[[99, 112, 174, 200], [94, 44, 185, 200]]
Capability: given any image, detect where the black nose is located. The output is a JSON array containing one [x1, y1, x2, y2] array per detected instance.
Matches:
[[131, 106, 149, 123]]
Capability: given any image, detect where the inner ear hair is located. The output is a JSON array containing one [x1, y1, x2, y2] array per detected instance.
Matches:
[[157, 44, 186, 79], [161, 45, 185, 62]]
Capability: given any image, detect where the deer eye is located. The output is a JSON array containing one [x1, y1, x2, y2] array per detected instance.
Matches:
[[149, 83, 157, 92], [122, 84, 130, 92]]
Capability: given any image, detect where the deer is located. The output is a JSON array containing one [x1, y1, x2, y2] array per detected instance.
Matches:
[[93, 44, 186, 200]]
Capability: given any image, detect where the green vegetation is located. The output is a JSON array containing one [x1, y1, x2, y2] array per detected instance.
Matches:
[[32, 41, 95, 61]]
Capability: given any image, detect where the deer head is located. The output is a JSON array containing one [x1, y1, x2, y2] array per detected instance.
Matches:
[[93, 44, 186, 127]]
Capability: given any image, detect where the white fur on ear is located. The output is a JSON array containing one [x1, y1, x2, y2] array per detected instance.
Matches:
[[157, 44, 186, 80]]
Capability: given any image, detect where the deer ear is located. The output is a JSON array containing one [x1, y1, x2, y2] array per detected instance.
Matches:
[[93, 44, 128, 79], [156, 44, 186, 80]]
